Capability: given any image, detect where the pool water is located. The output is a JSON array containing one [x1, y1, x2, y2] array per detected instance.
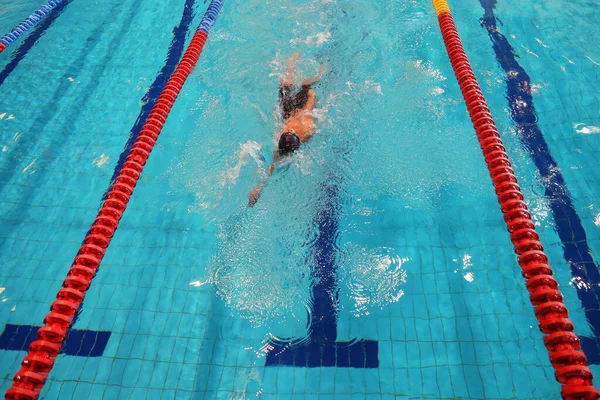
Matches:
[[1, 0, 600, 398]]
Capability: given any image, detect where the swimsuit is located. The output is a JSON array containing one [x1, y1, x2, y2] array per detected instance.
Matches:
[[279, 83, 312, 120]]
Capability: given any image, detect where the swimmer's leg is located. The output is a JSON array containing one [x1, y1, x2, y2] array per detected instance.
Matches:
[[282, 52, 300, 86]]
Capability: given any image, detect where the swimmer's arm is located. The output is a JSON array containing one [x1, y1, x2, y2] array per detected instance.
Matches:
[[248, 184, 263, 207], [248, 153, 279, 207], [301, 65, 327, 87], [268, 152, 280, 175]]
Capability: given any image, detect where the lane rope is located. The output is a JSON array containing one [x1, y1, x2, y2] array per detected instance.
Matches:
[[0, 0, 65, 54], [4, 1, 224, 399], [0, 0, 72, 86], [430, 1, 599, 399], [478, 0, 600, 362]]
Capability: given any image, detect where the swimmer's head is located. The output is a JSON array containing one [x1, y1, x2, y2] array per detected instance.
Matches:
[[278, 131, 300, 156]]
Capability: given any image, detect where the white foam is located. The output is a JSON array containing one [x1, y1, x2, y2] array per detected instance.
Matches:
[[431, 87, 445, 96], [22, 160, 35, 173], [535, 38, 550, 48], [586, 56, 600, 66], [345, 80, 383, 95], [521, 45, 539, 58], [411, 60, 447, 81], [463, 272, 475, 282], [189, 279, 211, 287], [574, 123, 600, 135], [290, 30, 331, 47], [93, 153, 109, 168], [219, 140, 265, 188], [462, 254, 472, 269]]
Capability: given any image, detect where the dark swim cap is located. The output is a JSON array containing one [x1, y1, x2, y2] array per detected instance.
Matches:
[[278, 131, 300, 156]]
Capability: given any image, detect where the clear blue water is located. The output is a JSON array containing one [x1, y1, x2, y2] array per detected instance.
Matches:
[[1, 0, 600, 398]]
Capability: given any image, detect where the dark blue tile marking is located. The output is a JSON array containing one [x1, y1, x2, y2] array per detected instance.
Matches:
[[104, 0, 197, 195], [63, 328, 110, 357], [266, 179, 379, 368], [581, 337, 600, 365], [0, 324, 110, 357], [268, 340, 379, 368], [0, 0, 72, 86], [478, 0, 600, 362], [0, 324, 37, 351]]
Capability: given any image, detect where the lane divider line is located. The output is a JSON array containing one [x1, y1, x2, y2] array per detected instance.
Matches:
[[478, 0, 600, 364], [0, 0, 72, 86], [105, 0, 196, 196], [0, 324, 111, 357], [4, 1, 224, 399], [0, 0, 65, 54], [430, 1, 600, 399]]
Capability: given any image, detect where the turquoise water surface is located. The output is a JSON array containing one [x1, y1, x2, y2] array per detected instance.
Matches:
[[1, 0, 600, 398]]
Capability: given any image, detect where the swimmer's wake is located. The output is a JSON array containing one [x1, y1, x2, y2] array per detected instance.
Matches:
[[220, 140, 266, 189], [265, 172, 379, 368]]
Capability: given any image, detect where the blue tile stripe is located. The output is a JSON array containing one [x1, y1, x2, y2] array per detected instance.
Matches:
[[0, 324, 110, 357], [104, 0, 198, 192], [478, 0, 600, 363], [105, 0, 225, 195], [0, 0, 65, 50]]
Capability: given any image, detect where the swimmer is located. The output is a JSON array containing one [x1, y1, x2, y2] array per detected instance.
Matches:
[[249, 53, 326, 207]]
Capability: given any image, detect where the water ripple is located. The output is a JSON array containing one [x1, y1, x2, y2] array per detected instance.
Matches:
[[340, 244, 408, 317]]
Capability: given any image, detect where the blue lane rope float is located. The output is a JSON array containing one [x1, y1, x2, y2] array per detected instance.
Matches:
[[0, 0, 64, 53], [198, 0, 223, 33], [0, 0, 72, 85]]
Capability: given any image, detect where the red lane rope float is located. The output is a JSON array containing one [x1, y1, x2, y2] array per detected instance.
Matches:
[[431, 1, 600, 399], [4, 28, 211, 400]]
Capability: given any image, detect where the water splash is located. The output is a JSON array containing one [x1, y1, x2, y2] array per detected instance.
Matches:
[[219, 140, 266, 189], [574, 123, 600, 135], [290, 30, 332, 47], [207, 202, 315, 327], [340, 245, 408, 316]]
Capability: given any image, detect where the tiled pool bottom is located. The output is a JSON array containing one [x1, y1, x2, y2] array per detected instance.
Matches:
[[0, 206, 564, 399], [2, 0, 600, 398]]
